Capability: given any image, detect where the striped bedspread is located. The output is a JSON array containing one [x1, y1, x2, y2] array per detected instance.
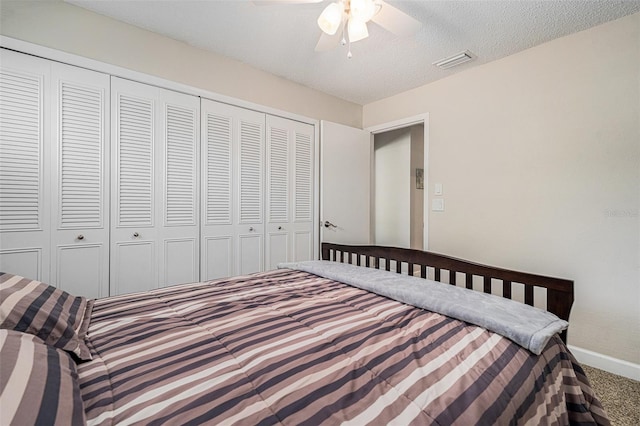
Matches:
[[78, 268, 609, 425]]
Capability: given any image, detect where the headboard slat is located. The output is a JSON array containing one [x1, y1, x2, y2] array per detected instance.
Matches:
[[503, 281, 512, 299], [484, 276, 491, 293], [525, 285, 534, 306]]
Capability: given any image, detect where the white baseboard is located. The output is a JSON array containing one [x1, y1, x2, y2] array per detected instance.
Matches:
[[568, 345, 640, 381]]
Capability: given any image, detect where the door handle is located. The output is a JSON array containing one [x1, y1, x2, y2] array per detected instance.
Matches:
[[324, 221, 337, 229]]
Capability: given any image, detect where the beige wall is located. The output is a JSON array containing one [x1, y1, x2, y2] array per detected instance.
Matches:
[[0, 0, 362, 128], [364, 13, 640, 364]]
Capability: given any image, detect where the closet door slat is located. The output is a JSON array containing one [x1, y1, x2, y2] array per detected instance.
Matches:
[[59, 81, 105, 228], [205, 113, 233, 225], [165, 104, 197, 226], [116, 94, 154, 227], [239, 120, 263, 224], [0, 69, 43, 231]]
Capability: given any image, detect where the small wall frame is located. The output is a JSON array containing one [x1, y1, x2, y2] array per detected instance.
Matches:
[[416, 168, 424, 189]]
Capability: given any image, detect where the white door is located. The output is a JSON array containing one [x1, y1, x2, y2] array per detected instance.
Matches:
[[158, 88, 200, 287], [265, 115, 314, 270], [50, 62, 110, 298], [287, 117, 314, 263], [265, 115, 290, 269], [320, 121, 371, 246], [236, 109, 265, 275], [111, 78, 200, 294], [201, 99, 235, 280], [110, 77, 159, 295], [0, 49, 51, 282], [201, 99, 265, 280]]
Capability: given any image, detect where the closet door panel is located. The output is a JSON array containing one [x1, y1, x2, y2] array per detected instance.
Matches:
[[265, 115, 314, 264], [203, 236, 233, 280], [293, 230, 313, 262], [56, 244, 104, 297], [201, 100, 235, 280], [291, 121, 314, 262], [111, 77, 158, 294], [266, 231, 288, 270], [265, 120, 289, 269], [237, 117, 264, 273], [0, 249, 41, 282], [159, 89, 199, 287], [51, 62, 109, 298], [163, 238, 198, 286], [201, 99, 264, 279], [112, 241, 155, 295], [0, 50, 51, 282], [239, 233, 262, 275]]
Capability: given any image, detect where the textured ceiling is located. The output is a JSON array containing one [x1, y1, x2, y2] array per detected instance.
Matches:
[[66, 0, 640, 105]]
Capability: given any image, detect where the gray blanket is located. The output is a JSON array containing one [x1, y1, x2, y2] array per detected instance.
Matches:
[[278, 260, 568, 355]]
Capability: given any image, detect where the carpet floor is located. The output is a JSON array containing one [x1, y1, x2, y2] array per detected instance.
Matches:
[[582, 364, 640, 426]]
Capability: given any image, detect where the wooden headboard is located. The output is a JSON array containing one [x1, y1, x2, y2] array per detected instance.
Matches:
[[321, 243, 574, 343]]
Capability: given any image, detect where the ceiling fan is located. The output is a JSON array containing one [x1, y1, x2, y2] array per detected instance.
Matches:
[[257, 0, 421, 58]]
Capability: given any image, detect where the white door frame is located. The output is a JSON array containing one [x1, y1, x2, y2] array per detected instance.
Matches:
[[365, 113, 430, 251]]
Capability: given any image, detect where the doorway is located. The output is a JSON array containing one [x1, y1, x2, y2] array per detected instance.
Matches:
[[366, 113, 429, 251], [373, 124, 424, 250]]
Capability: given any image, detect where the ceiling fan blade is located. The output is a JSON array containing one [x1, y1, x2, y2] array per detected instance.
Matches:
[[315, 28, 343, 52], [371, 1, 421, 37], [252, 0, 323, 5]]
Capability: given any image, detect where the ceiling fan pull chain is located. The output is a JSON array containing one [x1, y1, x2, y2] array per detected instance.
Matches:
[[345, 19, 352, 58]]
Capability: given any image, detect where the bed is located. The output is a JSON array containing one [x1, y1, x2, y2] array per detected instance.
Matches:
[[0, 243, 609, 425]]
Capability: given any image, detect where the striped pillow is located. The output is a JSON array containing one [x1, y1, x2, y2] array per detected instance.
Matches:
[[0, 273, 93, 361], [0, 329, 87, 425]]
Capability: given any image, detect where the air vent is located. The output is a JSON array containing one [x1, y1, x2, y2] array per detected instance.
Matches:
[[433, 50, 476, 69]]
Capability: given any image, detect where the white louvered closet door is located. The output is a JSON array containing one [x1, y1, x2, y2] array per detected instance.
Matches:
[[201, 99, 265, 280], [266, 115, 314, 269], [158, 88, 199, 287], [237, 110, 265, 275], [111, 78, 200, 294], [0, 50, 51, 282], [111, 77, 159, 295], [51, 62, 110, 298]]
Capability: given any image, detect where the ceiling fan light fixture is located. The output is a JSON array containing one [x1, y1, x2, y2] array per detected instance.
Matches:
[[347, 18, 369, 42], [350, 0, 378, 22], [318, 2, 343, 35]]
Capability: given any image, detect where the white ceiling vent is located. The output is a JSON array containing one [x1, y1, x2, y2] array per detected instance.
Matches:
[[433, 50, 476, 69]]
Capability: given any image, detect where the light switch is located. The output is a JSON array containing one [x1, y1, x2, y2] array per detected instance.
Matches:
[[434, 183, 443, 195], [432, 198, 445, 212]]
